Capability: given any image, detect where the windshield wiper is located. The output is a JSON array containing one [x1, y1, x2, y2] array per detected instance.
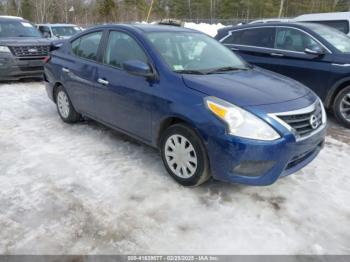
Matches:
[[174, 69, 206, 75], [206, 66, 248, 74]]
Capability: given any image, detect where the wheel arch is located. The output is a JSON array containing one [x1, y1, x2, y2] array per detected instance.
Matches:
[[325, 77, 350, 109], [155, 115, 207, 149], [52, 82, 64, 103]]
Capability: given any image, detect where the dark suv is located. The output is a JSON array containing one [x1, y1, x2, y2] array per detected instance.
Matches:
[[216, 22, 350, 128], [0, 16, 51, 81]]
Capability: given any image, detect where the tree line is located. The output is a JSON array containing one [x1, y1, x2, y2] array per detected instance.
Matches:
[[1, 0, 350, 25]]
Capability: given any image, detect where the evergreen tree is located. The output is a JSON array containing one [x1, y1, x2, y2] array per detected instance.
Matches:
[[20, 0, 33, 21], [98, 0, 117, 22]]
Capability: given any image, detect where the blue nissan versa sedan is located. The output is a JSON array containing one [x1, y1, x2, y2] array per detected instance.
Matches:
[[44, 25, 327, 186], [216, 22, 350, 128]]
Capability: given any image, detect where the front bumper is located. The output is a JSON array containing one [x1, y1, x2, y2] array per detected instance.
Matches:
[[0, 53, 45, 81], [207, 127, 325, 186], [204, 97, 327, 186]]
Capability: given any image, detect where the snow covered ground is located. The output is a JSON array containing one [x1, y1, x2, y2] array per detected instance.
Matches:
[[0, 81, 349, 255]]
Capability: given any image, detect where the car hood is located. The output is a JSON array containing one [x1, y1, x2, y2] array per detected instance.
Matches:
[[182, 67, 311, 107], [0, 37, 51, 46]]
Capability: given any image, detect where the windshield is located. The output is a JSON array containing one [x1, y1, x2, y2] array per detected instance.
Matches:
[[303, 22, 350, 53], [51, 26, 81, 37], [147, 32, 247, 73], [0, 20, 41, 38]]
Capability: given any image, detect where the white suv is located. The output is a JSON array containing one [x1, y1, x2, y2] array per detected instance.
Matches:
[[36, 24, 82, 39], [294, 12, 350, 36]]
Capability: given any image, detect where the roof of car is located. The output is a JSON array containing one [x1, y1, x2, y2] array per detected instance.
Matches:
[[132, 24, 194, 32], [219, 22, 313, 31], [89, 23, 198, 34], [0, 16, 25, 21], [250, 18, 291, 24], [37, 23, 78, 27]]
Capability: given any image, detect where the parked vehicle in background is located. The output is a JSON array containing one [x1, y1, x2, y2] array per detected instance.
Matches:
[[294, 12, 350, 35], [0, 16, 50, 81], [216, 22, 350, 128], [36, 24, 82, 39], [44, 24, 326, 187]]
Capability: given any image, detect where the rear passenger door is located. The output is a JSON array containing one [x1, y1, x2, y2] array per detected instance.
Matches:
[[63, 30, 103, 115], [220, 27, 277, 69]]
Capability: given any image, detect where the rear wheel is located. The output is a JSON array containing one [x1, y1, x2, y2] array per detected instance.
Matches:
[[160, 124, 210, 186], [55, 85, 81, 123], [333, 86, 350, 128]]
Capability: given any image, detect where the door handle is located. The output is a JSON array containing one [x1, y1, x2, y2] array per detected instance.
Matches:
[[270, 52, 284, 57], [97, 78, 109, 85], [62, 67, 70, 73]]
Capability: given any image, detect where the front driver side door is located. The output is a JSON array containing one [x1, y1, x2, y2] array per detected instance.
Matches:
[[94, 30, 156, 142]]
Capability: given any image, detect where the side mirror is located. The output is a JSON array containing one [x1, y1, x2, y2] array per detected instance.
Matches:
[[123, 60, 154, 78], [43, 31, 51, 38], [50, 40, 65, 51], [304, 46, 325, 56]]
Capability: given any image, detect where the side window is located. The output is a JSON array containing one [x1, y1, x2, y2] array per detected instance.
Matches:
[[239, 28, 276, 48], [39, 26, 51, 37], [223, 28, 275, 48], [103, 31, 148, 68], [71, 31, 103, 61], [221, 30, 244, 45], [275, 28, 319, 52]]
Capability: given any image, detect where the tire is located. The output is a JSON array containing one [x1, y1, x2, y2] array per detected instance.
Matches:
[[160, 123, 211, 187], [55, 85, 81, 123], [333, 86, 350, 128]]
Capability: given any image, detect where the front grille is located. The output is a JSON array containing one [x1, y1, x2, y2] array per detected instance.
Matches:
[[19, 66, 43, 72], [9, 45, 49, 57], [276, 101, 323, 139]]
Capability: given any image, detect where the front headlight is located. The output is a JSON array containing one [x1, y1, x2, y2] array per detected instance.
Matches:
[[205, 96, 280, 141], [0, 46, 11, 53]]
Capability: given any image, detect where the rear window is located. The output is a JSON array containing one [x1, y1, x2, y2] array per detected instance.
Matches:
[[308, 20, 349, 34], [222, 27, 276, 48], [71, 31, 102, 61]]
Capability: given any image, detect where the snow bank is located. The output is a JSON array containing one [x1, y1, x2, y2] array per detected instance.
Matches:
[[184, 22, 226, 37], [140, 21, 226, 37]]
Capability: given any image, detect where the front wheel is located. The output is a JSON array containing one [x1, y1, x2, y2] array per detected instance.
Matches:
[[55, 85, 81, 123], [333, 86, 350, 128], [160, 124, 211, 187]]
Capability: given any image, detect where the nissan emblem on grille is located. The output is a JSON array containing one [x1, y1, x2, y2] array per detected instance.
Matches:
[[275, 100, 324, 139], [310, 114, 320, 129]]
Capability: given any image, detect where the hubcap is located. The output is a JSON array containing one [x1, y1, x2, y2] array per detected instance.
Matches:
[[164, 134, 198, 179], [340, 93, 350, 122], [57, 91, 70, 118]]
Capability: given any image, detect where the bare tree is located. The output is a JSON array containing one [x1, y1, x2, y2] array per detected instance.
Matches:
[[278, 0, 285, 17]]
